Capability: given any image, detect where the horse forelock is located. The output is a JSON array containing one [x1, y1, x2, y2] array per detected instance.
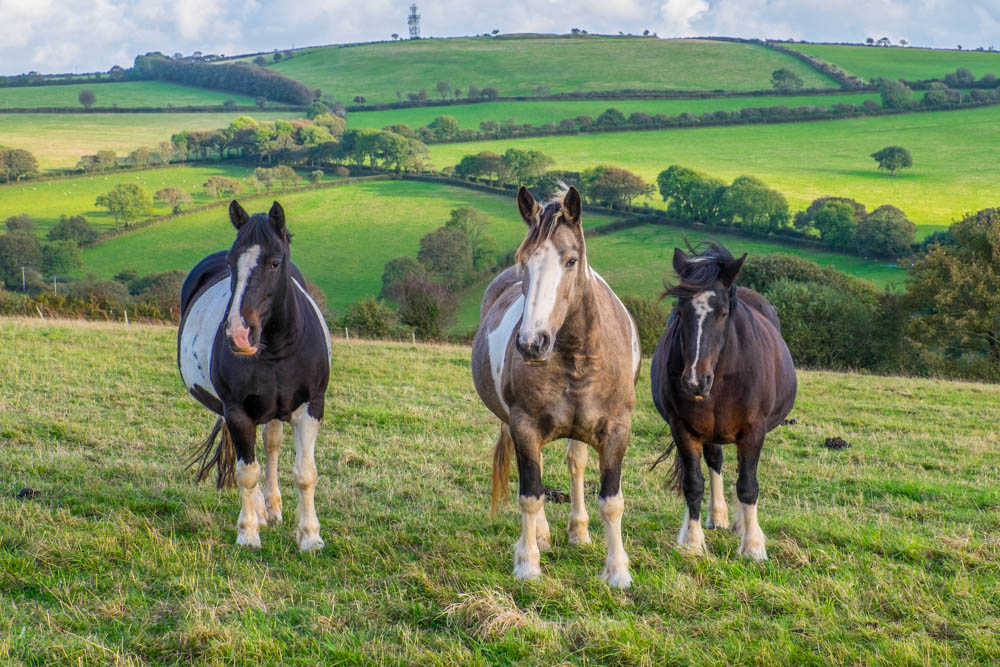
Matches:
[[234, 213, 291, 250], [515, 200, 581, 264], [662, 242, 736, 300]]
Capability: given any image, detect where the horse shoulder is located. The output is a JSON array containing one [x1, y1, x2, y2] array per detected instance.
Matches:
[[472, 283, 524, 420]]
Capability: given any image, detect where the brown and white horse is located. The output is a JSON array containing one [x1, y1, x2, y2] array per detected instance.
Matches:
[[471, 186, 641, 588]]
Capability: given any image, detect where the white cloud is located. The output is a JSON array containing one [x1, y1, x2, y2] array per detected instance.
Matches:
[[1, 0, 998, 75]]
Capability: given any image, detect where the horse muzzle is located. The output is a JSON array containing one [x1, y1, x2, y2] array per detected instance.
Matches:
[[225, 323, 259, 356], [515, 329, 553, 364], [682, 371, 714, 401]]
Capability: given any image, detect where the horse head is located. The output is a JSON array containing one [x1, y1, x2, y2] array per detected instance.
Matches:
[[667, 244, 746, 400], [513, 185, 588, 363], [224, 200, 292, 356]]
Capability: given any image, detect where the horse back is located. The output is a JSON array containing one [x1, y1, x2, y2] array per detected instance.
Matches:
[[180, 251, 229, 317]]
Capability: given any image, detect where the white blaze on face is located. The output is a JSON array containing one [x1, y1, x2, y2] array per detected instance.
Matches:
[[688, 291, 714, 386], [519, 240, 563, 342], [227, 245, 261, 349]]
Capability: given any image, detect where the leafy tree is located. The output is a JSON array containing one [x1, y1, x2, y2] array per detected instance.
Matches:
[[380, 256, 427, 299], [871, 145, 913, 176], [435, 81, 451, 99], [78, 89, 96, 109], [944, 67, 976, 88], [428, 114, 460, 139], [304, 101, 329, 119], [253, 56, 268, 66], [203, 176, 243, 199], [397, 274, 457, 339], [42, 240, 82, 275], [906, 207, 1000, 377], [154, 187, 193, 213], [47, 215, 98, 246], [480, 87, 499, 100], [719, 176, 790, 233], [353, 95, 366, 104], [335, 297, 401, 339], [0, 148, 40, 182], [0, 232, 43, 286], [5, 214, 34, 233], [75, 149, 116, 173], [466, 85, 481, 100], [581, 165, 649, 209], [312, 112, 347, 138], [502, 148, 553, 187], [812, 200, 858, 249], [657, 165, 726, 223], [445, 207, 496, 270], [771, 68, 803, 91], [794, 196, 867, 232], [94, 184, 153, 229], [308, 169, 324, 183], [878, 78, 912, 108], [856, 205, 915, 256], [417, 227, 472, 290], [128, 147, 153, 168], [595, 108, 627, 128]]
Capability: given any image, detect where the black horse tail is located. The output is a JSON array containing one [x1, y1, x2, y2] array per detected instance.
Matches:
[[490, 423, 515, 517], [187, 417, 237, 489], [650, 435, 684, 496]]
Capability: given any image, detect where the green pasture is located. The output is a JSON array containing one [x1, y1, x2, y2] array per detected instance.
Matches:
[[453, 223, 905, 331], [0, 81, 260, 109], [348, 92, 881, 130], [788, 43, 1000, 82], [265, 37, 836, 105], [0, 112, 299, 169], [1, 318, 997, 663], [427, 104, 1000, 233], [0, 164, 260, 236]]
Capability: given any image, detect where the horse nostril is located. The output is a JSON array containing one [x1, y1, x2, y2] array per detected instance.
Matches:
[[537, 331, 551, 352]]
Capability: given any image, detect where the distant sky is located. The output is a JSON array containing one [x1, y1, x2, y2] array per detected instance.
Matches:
[[2, 0, 999, 75]]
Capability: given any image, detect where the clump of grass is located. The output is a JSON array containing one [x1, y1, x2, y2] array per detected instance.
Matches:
[[443, 589, 543, 639]]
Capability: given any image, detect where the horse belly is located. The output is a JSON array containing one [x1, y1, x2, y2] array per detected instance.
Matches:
[[178, 278, 229, 411]]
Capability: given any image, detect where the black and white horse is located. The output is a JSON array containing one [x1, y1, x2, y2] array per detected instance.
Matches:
[[178, 201, 332, 551]]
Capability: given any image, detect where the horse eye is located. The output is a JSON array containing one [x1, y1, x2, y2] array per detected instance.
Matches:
[[269, 260, 280, 270], [566, 257, 578, 268]]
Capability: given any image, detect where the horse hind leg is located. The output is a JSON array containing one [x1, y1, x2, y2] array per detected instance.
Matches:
[[262, 420, 283, 524], [292, 403, 324, 552], [734, 436, 767, 561], [704, 442, 729, 530], [565, 439, 591, 545]]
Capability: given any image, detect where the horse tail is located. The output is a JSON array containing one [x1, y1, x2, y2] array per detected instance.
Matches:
[[490, 423, 515, 517], [649, 435, 684, 496], [187, 417, 237, 489]]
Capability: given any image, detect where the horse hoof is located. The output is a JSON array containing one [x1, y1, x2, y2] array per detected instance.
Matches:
[[236, 532, 261, 549], [267, 509, 284, 525], [601, 567, 632, 590], [739, 538, 768, 561], [706, 515, 729, 530], [568, 531, 592, 546], [298, 532, 325, 552], [536, 535, 552, 552], [513, 561, 541, 580]]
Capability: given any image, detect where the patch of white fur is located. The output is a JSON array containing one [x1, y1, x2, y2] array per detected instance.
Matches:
[[513, 495, 544, 580], [676, 506, 706, 554], [598, 491, 631, 589], [593, 271, 640, 376], [565, 440, 591, 545], [292, 277, 332, 359], [520, 240, 562, 343], [179, 278, 229, 399], [292, 403, 324, 552], [736, 502, 767, 561], [235, 459, 263, 548], [706, 469, 729, 530], [227, 245, 261, 335], [688, 291, 714, 387], [487, 292, 523, 417]]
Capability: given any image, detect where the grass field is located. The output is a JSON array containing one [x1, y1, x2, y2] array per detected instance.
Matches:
[[0, 81, 260, 109], [0, 112, 299, 169], [1, 317, 997, 663], [264, 37, 837, 105], [427, 104, 1000, 233], [787, 43, 1000, 82], [0, 164, 261, 236], [348, 92, 881, 131]]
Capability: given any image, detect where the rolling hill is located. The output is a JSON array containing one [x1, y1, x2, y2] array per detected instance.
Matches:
[[787, 43, 1000, 82]]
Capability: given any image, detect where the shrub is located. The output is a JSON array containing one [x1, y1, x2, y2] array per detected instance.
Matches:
[[397, 275, 457, 340], [380, 256, 427, 299], [620, 294, 669, 355], [334, 297, 402, 339], [856, 205, 915, 257]]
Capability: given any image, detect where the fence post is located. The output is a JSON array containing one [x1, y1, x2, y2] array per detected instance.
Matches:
[[412, 331, 416, 345], [344, 327, 349, 340], [124, 309, 129, 326]]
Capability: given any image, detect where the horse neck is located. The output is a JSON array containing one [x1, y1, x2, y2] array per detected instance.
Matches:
[[555, 265, 602, 354]]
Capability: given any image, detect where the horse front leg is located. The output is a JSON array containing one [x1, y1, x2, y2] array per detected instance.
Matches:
[[597, 422, 632, 589], [703, 442, 729, 530], [226, 408, 265, 548], [291, 402, 324, 552], [733, 432, 767, 560], [673, 428, 706, 554], [509, 420, 545, 580], [566, 439, 591, 545], [262, 419, 283, 524]]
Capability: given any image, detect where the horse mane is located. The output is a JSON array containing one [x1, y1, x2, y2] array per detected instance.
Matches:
[[662, 241, 736, 299], [237, 213, 292, 247], [514, 186, 575, 263]]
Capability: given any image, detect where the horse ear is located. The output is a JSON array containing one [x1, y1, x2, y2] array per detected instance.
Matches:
[[672, 247, 689, 276], [721, 253, 747, 287], [229, 201, 249, 230], [268, 201, 287, 238], [517, 186, 540, 226], [562, 186, 582, 226]]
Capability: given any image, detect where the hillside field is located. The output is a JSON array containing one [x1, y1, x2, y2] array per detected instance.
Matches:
[[0, 112, 299, 169], [348, 92, 881, 131], [0, 81, 260, 109], [787, 43, 1000, 82], [427, 104, 1000, 233], [1, 318, 997, 663], [77, 180, 901, 321], [266, 37, 837, 105]]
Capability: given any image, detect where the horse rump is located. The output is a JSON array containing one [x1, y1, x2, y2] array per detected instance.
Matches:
[[649, 435, 684, 496], [490, 423, 515, 516], [186, 416, 237, 489]]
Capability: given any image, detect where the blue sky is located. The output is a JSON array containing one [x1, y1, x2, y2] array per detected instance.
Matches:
[[1, 0, 998, 75]]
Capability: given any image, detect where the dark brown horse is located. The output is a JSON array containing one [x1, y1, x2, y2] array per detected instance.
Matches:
[[650, 243, 796, 560], [471, 186, 641, 588]]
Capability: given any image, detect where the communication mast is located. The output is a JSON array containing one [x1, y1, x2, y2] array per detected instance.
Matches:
[[408, 4, 421, 39]]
